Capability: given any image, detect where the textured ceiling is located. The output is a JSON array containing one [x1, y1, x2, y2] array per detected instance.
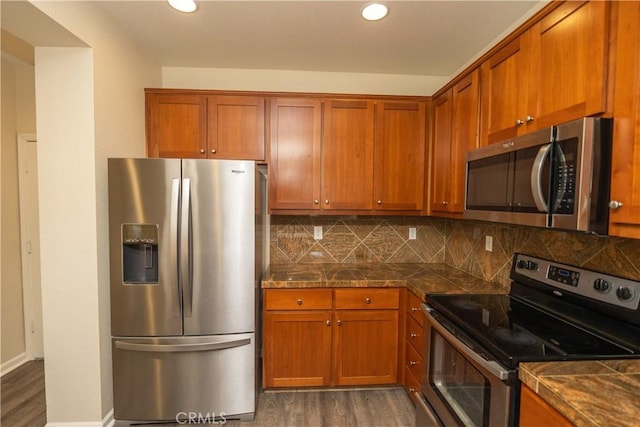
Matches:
[[94, 0, 545, 78]]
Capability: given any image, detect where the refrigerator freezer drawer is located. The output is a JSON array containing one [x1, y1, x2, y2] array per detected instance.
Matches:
[[112, 333, 255, 423]]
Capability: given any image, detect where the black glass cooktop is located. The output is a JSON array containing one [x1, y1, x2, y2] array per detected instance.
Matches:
[[426, 293, 640, 369]]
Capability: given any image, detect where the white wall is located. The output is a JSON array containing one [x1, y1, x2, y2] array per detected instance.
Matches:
[[5, 0, 162, 423], [163, 66, 448, 96], [35, 46, 101, 422], [1, 54, 36, 369]]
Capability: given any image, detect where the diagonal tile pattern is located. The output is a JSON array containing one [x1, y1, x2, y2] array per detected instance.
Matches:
[[271, 216, 640, 287]]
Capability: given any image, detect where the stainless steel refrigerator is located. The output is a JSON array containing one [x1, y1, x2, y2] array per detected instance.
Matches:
[[108, 158, 266, 425]]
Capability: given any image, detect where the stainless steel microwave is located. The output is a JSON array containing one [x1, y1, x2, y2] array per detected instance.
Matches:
[[464, 117, 612, 234]]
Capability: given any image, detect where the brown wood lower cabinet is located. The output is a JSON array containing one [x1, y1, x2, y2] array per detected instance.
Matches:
[[403, 290, 425, 403], [333, 309, 398, 386], [263, 288, 400, 388], [519, 384, 573, 427], [263, 311, 332, 387]]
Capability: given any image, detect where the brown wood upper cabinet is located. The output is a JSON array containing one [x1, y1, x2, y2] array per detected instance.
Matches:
[[146, 90, 265, 160], [268, 98, 322, 210], [480, 1, 609, 145], [431, 69, 480, 215], [609, 1, 640, 238], [323, 99, 376, 210], [269, 97, 427, 213]]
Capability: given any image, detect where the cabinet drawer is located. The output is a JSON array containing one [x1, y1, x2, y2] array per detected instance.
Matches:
[[404, 364, 421, 403], [405, 337, 422, 382], [406, 291, 425, 326], [334, 288, 400, 309], [264, 289, 333, 310], [406, 315, 423, 356]]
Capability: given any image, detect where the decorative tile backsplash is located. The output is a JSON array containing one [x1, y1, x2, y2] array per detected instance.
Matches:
[[270, 216, 640, 287]]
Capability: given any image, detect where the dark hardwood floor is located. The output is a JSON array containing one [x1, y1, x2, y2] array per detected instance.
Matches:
[[227, 387, 416, 427], [1, 360, 46, 427], [1, 361, 415, 427]]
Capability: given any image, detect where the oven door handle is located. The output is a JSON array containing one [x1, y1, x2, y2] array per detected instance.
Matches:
[[423, 304, 511, 381]]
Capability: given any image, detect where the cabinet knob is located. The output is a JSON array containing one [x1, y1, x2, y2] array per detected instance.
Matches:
[[609, 200, 624, 210], [210, 149, 216, 154], [337, 319, 342, 326], [409, 387, 416, 393], [411, 307, 420, 312], [410, 360, 418, 366], [326, 320, 331, 326], [365, 297, 371, 304], [297, 299, 302, 306], [410, 333, 419, 338], [325, 200, 330, 205], [515, 119, 524, 126], [199, 148, 205, 154], [314, 199, 319, 205], [525, 115, 535, 123], [377, 200, 382, 205], [441, 201, 448, 206]]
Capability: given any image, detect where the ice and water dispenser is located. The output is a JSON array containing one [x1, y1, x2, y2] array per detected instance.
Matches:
[[122, 224, 159, 284]]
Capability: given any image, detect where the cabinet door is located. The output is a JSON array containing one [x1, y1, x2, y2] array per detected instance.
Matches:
[[431, 90, 453, 214], [527, 1, 609, 128], [333, 310, 398, 386], [322, 100, 375, 210], [146, 93, 206, 158], [479, 35, 531, 145], [519, 385, 573, 427], [374, 101, 426, 211], [449, 70, 480, 213], [207, 95, 265, 160], [269, 98, 322, 210], [263, 310, 332, 388], [609, 1, 640, 238]]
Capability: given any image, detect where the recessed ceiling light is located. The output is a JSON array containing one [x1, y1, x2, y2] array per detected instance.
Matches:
[[362, 3, 388, 21], [168, 0, 197, 13]]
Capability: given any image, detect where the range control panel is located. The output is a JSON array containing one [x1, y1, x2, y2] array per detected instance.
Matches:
[[513, 253, 640, 310]]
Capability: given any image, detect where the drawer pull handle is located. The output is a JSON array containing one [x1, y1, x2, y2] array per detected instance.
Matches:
[[410, 333, 419, 338], [409, 387, 416, 393], [410, 360, 418, 366], [365, 297, 371, 304], [297, 299, 302, 306], [411, 307, 420, 312]]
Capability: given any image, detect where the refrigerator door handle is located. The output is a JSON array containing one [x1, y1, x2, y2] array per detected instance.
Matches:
[[180, 178, 193, 318], [170, 178, 181, 318], [114, 337, 251, 353]]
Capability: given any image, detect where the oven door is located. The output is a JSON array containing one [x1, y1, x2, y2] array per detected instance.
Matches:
[[420, 305, 516, 427]]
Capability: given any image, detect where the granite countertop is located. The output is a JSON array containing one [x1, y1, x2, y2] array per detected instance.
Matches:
[[261, 263, 508, 299], [519, 360, 640, 427]]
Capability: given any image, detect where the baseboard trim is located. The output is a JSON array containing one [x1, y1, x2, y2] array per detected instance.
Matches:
[[44, 409, 114, 427], [0, 352, 28, 377]]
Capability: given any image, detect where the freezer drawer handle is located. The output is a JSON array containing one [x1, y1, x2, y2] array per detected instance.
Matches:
[[115, 337, 251, 353]]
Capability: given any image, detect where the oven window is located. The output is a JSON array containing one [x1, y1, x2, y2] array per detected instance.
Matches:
[[429, 330, 490, 427]]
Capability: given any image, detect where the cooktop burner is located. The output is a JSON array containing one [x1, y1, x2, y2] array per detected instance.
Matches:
[[491, 327, 537, 346]]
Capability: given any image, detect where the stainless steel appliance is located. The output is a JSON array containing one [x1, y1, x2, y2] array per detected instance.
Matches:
[[415, 253, 640, 427], [465, 117, 612, 234], [108, 158, 267, 426]]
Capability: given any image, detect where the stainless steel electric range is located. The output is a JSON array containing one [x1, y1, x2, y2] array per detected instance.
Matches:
[[416, 253, 640, 427]]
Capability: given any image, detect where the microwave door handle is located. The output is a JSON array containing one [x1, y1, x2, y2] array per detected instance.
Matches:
[[531, 144, 552, 212], [180, 178, 192, 318]]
